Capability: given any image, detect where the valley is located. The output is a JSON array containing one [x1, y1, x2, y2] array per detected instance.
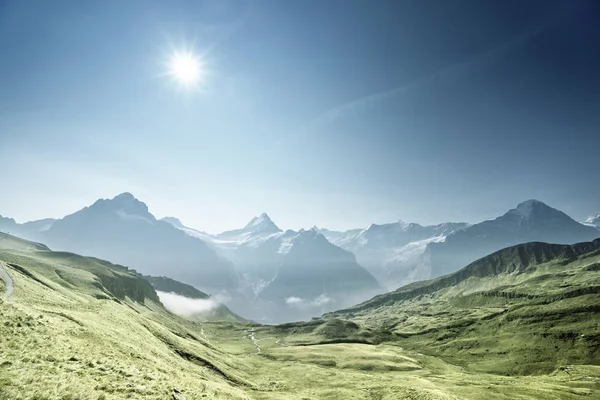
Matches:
[[1, 232, 599, 399], [2, 194, 599, 324], [4, 1, 600, 398]]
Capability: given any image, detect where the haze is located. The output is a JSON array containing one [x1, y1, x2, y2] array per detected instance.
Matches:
[[1, 0, 599, 233]]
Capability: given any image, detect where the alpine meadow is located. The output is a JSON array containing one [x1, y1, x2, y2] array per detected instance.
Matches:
[[1, 1, 600, 399]]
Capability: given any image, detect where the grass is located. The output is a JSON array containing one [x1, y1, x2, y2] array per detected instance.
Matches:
[[1, 233, 599, 399], [323, 241, 600, 377]]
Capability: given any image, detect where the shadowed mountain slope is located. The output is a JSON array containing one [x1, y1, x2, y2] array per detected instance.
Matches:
[[320, 238, 600, 375], [2, 232, 599, 398], [144, 275, 245, 322], [427, 200, 600, 278], [38, 193, 236, 293]]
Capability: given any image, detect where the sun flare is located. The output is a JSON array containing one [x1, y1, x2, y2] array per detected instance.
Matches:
[[168, 51, 204, 88]]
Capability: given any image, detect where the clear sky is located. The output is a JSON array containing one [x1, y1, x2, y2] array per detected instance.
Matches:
[[0, 0, 599, 233]]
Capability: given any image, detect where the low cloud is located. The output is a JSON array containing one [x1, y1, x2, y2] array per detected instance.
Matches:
[[156, 291, 220, 317], [312, 294, 333, 307], [285, 294, 334, 310], [285, 296, 303, 305]]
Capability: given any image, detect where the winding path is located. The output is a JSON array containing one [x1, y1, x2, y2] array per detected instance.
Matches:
[[244, 328, 285, 354], [0, 261, 13, 300]]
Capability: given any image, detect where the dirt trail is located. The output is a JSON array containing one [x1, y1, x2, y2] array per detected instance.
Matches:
[[244, 328, 283, 354], [0, 261, 14, 300]]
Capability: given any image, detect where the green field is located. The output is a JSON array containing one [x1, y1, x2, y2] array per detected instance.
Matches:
[[1, 233, 599, 399]]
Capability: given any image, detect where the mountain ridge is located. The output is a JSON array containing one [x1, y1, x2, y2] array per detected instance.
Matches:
[[168, 213, 384, 322], [35, 193, 237, 294], [428, 199, 600, 278], [331, 238, 600, 315], [318, 220, 470, 290]]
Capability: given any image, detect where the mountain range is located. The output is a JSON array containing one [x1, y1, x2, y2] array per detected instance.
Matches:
[[322, 238, 600, 376], [0, 194, 383, 323], [318, 221, 470, 289], [1, 194, 599, 323], [427, 200, 600, 277], [3, 230, 599, 398], [41, 193, 237, 294], [163, 213, 383, 322]]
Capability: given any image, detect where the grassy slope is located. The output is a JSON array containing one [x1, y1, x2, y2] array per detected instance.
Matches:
[[0, 233, 249, 399], [1, 232, 599, 399], [322, 241, 600, 376]]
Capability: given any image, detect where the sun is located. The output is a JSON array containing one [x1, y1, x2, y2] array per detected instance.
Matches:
[[168, 51, 204, 88]]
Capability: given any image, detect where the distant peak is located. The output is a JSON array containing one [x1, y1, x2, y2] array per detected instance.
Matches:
[[246, 213, 272, 226], [365, 220, 409, 232], [0, 215, 16, 223], [510, 199, 552, 218], [113, 192, 135, 201], [295, 227, 323, 239], [243, 212, 281, 233], [107, 192, 144, 208], [516, 199, 546, 209], [93, 192, 152, 219]]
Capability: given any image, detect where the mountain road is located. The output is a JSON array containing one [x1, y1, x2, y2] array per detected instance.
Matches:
[[0, 261, 14, 300]]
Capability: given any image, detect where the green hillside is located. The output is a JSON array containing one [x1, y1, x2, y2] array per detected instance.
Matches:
[[324, 240, 600, 375], [1, 232, 599, 399], [0, 233, 249, 399]]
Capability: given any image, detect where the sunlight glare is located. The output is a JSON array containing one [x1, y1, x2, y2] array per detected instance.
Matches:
[[168, 51, 204, 88]]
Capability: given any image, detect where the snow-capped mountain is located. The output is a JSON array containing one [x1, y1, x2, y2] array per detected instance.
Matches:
[[585, 213, 600, 230], [160, 217, 213, 241], [37, 193, 236, 293], [5, 194, 598, 322], [428, 200, 600, 278], [318, 221, 469, 289], [257, 228, 382, 322], [219, 213, 282, 239], [168, 214, 383, 322]]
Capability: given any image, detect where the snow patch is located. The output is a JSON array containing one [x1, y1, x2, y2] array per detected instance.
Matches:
[[585, 213, 600, 229], [277, 236, 294, 254]]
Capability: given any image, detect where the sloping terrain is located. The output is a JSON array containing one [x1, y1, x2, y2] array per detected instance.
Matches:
[[0, 233, 249, 399], [255, 229, 383, 322], [325, 239, 600, 376], [37, 193, 237, 293], [319, 221, 469, 289], [320, 200, 600, 290], [144, 275, 245, 322], [1, 233, 599, 399], [428, 200, 600, 278], [167, 215, 383, 323]]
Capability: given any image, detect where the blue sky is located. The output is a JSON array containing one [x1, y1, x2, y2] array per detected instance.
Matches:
[[0, 0, 599, 233]]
